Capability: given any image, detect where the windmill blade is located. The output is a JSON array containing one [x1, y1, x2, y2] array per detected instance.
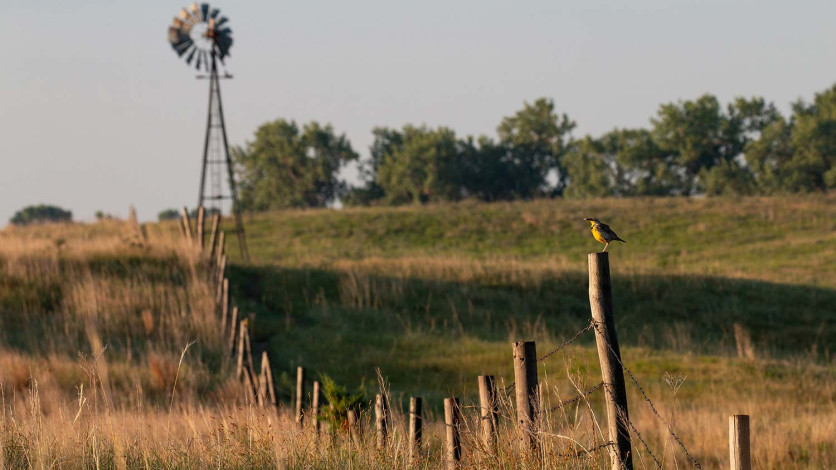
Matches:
[[214, 16, 229, 29], [216, 27, 231, 36], [174, 39, 194, 56], [215, 34, 232, 58], [195, 50, 203, 70], [201, 3, 210, 21], [172, 17, 190, 30], [190, 2, 203, 22], [168, 26, 190, 45], [179, 8, 196, 25], [185, 47, 197, 65], [209, 8, 219, 19]]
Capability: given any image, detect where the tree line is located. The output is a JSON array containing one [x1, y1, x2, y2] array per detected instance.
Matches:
[[232, 83, 836, 210]]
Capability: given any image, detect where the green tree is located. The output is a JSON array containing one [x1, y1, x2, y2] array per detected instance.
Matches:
[[375, 125, 461, 204], [233, 119, 358, 210], [497, 98, 576, 196], [785, 85, 836, 191], [563, 136, 616, 198], [10, 204, 72, 225], [157, 208, 180, 221]]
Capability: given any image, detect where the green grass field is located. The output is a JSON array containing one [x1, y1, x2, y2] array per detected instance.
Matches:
[[216, 195, 836, 467], [2, 195, 834, 468]]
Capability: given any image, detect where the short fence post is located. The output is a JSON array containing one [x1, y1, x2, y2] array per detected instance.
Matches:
[[375, 393, 388, 449], [478, 375, 498, 455], [444, 397, 462, 470], [729, 414, 751, 470], [296, 367, 305, 428], [347, 410, 361, 449], [196, 206, 205, 250], [215, 255, 227, 305], [408, 396, 423, 464], [181, 207, 193, 245], [208, 213, 220, 260], [589, 252, 633, 470], [235, 320, 254, 382], [513, 341, 539, 453], [216, 231, 226, 269], [312, 380, 321, 435]]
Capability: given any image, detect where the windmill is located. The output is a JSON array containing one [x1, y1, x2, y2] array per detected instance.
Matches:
[[167, 2, 248, 260]]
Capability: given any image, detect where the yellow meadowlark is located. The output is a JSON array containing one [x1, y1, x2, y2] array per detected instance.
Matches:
[[584, 218, 626, 252]]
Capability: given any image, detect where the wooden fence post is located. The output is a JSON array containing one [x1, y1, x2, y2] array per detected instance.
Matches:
[[215, 255, 227, 305], [208, 213, 221, 260], [227, 306, 239, 355], [408, 396, 423, 464], [444, 397, 462, 470], [220, 278, 229, 332], [347, 410, 361, 449], [295, 366, 305, 427], [589, 252, 633, 470], [729, 414, 751, 470], [513, 341, 539, 453], [196, 206, 205, 250], [258, 351, 277, 408], [312, 380, 321, 435], [375, 393, 388, 449], [216, 231, 226, 269], [478, 375, 498, 455], [181, 207, 193, 245]]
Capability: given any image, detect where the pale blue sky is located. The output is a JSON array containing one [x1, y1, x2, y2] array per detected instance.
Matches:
[[2, 1, 835, 223]]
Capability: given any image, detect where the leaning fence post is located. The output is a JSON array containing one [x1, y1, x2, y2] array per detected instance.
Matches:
[[408, 396, 423, 464], [729, 414, 751, 470], [181, 207, 193, 245], [478, 375, 498, 455], [258, 351, 277, 407], [444, 397, 462, 470], [589, 252, 633, 470], [375, 393, 388, 449], [208, 213, 221, 260], [227, 306, 239, 355], [296, 367, 305, 428], [513, 341, 539, 453]]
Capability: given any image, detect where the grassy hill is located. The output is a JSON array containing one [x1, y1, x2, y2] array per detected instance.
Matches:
[[1, 195, 833, 467], [219, 195, 835, 467]]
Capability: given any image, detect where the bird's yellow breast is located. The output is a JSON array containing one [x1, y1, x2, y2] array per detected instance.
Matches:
[[591, 226, 607, 244]]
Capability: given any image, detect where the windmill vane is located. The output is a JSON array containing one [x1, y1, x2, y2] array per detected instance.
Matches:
[[168, 2, 232, 72]]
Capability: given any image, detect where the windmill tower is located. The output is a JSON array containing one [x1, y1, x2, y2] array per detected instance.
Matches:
[[167, 2, 248, 260]]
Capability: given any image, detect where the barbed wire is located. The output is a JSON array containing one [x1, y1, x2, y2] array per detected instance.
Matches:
[[593, 322, 703, 469], [548, 381, 604, 412], [538, 320, 595, 362], [622, 412, 662, 469], [573, 441, 613, 458]]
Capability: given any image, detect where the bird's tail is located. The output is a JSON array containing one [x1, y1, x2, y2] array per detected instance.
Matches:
[[616, 237, 626, 243]]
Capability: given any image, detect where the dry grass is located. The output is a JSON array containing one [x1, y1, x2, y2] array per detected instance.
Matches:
[[1, 199, 835, 468]]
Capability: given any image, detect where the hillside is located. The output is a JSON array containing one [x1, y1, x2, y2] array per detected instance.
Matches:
[[221, 195, 834, 467]]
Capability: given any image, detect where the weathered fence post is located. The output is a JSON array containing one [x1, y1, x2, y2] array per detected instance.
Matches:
[[513, 341, 539, 453], [312, 380, 321, 435], [208, 213, 221, 260], [235, 320, 254, 381], [215, 255, 227, 305], [196, 206, 205, 250], [408, 396, 423, 464], [220, 278, 229, 332], [729, 414, 751, 470], [478, 375, 498, 455], [216, 231, 226, 269], [374, 393, 388, 449], [258, 351, 277, 408], [181, 207, 193, 245], [347, 410, 361, 449], [227, 306, 239, 355], [296, 366, 305, 428], [589, 252, 633, 470], [444, 397, 462, 470]]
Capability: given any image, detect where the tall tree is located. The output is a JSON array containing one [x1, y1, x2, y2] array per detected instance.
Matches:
[[375, 126, 460, 204], [10, 205, 72, 225], [497, 98, 576, 196], [786, 85, 836, 191], [233, 119, 358, 210]]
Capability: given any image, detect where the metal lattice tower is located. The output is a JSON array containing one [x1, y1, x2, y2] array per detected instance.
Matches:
[[168, 2, 248, 260]]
